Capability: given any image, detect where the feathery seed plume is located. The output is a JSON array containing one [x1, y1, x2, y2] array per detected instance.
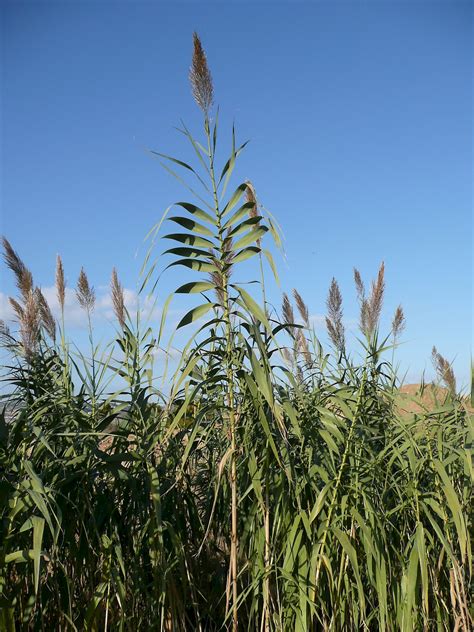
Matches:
[[292, 288, 310, 327], [392, 304, 405, 339], [366, 261, 385, 335], [353, 268, 365, 303], [36, 288, 56, 341], [360, 300, 369, 337], [9, 297, 24, 321], [20, 290, 41, 359], [2, 237, 33, 300], [56, 255, 66, 312], [354, 267, 369, 335], [76, 268, 95, 312], [297, 330, 312, 366], [281, 346, 292, 365], [189, 32, 214, 114], [282, 293, 295, 335], [432, 346, 456, 395], [111, 268, 126, 329], [354, 263, 385, 337], [326, 278, 345, 352]]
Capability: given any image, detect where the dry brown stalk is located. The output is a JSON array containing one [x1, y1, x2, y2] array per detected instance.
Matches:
[[189, 32, 214, 114], [76, 268, 95, 312], [111, 268, 126, 329], [245, 181, 262, 248], [210, 232, 234, 307], [245, 181, 258, 219], [325, 278, 345, 352]]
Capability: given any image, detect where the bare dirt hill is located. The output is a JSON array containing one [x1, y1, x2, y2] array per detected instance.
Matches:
[[396, 383, 472, 415]]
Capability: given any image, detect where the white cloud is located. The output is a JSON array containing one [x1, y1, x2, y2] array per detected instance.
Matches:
[[344, 317, 359, 332], [152, 346, 182, 360], [309, 313, 358, 332], [0, 293, 14, 321], [309, 313, 325, 328], [0, 285, 164, 330]]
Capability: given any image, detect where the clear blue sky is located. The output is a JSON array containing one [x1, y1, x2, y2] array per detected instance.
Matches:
[[1, 1, 472, 388]]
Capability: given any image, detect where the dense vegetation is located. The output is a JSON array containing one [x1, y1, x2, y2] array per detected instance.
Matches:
[[0, 34, 471, 631]]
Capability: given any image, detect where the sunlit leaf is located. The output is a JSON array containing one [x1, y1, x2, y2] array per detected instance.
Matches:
[[177, 303, 216, 329]]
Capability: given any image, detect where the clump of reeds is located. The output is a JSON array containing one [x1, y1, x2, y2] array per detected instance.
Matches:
[[0, 32, 470, 632], [2, 237, 56, 356]]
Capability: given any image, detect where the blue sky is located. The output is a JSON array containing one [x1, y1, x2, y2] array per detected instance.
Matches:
[[1, 1, 472, 388]]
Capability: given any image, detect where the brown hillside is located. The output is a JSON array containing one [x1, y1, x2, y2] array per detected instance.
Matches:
[[396, 383, 472, 415]]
